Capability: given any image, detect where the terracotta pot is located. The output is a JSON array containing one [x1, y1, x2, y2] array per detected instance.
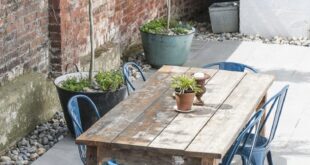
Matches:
[[175, 92, 195, 111]]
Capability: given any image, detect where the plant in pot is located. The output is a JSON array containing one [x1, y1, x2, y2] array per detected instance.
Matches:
[[171, 75, 202, 111], [140, 0, 195, 68], [53, 0, 127, 135]]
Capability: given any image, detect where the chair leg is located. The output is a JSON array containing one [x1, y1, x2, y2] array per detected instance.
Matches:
[[241, 156, 247, 165], [267, 151, 273, 165]]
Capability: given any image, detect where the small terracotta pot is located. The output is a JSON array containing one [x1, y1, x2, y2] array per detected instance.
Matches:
[[175, 92, 195, 111]]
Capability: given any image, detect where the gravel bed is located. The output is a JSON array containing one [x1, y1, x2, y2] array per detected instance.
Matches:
[[0, 112, 68, 165], [194, 22, 310, 47], [0, 63, 148, 165]]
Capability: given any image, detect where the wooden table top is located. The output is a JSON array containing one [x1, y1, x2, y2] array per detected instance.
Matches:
[[77, 65, 274, 159]]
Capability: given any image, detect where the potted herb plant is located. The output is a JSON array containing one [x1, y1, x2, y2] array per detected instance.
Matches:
[[53, 0, 127, 134], [140, 0, 195, 68], [171, 75, 202, 111]]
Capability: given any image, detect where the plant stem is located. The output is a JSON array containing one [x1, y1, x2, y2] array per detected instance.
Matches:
[[167, 0, 171, 30], [88, 0, 95, 83]]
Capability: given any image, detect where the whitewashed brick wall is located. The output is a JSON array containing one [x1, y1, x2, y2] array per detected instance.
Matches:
[[240, 0, 310, 38]]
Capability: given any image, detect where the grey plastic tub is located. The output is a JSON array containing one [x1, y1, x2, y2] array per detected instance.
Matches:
[[209, 1, 239, 33]]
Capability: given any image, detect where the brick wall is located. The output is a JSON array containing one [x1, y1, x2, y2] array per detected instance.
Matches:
[[0, 0, 49, 84], [49, 0, 207, 77], [0, 0, 206, 81]]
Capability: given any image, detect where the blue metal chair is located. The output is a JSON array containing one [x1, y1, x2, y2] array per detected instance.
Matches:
[[237, 85, 289, 165], [68, 95, 119, 165], [123, 62, 146, 95], [221, 109, 264, 165], [203, 62, 258, 73], [68, 95, 100, 164]]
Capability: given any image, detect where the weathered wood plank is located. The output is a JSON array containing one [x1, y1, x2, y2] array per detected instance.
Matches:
[[149, 70, 246, 151], [186, 74, 274, 158], [112, 68, 218, 147], [77, 66, 190, 145]]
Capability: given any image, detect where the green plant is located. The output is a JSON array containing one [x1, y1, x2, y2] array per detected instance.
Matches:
[[95, 70, 124, 91], [61, 77, 90, 92], [61, 70, 124, 92], [140, 19, 192, 35], [171, 75, 202, 94]]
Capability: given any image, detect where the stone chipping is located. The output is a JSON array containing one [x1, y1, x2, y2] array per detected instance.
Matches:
[[0, 112, 68, 165], [194, 22, 310, 47]]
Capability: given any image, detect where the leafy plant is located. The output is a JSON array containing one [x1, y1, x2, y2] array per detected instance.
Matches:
[[171, 75, 202, 94], [61, 77, 90, 92], [140, 19, 192, 35], [95, 70, 124, 91], [140, 0, 193, 35], [61, 70, 124, 92]]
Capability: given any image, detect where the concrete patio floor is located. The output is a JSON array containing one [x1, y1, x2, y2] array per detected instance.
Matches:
[[33, 40, 310, 165]]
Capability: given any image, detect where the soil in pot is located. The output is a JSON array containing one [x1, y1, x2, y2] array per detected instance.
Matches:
[[175, 92, 195, 111]]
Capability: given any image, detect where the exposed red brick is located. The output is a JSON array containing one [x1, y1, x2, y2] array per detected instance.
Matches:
[[0, 0, 49, 83], [1, 0, 207, 82]]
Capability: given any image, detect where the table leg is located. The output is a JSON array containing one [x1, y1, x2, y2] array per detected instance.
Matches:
[[97, 145, 112, 165], [86, 146, 97, 165], [256, 95, 267, 136], [201, 157, 220, 165]]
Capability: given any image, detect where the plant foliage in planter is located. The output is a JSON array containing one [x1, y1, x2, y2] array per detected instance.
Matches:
[[171, 75, 202, 94], [95, 71, 124, 91], [140, 19, 193, 35], [61, 70, 124, 92]]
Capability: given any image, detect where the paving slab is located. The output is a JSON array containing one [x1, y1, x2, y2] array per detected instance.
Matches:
[[32, 136, 82, 165]]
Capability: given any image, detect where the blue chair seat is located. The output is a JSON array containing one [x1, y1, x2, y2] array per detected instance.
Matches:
[[221, 109, 264, 165], [237, 133, 269, 164]]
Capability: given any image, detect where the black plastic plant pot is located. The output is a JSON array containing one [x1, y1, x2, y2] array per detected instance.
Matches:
[[54, 72, 127, 135]]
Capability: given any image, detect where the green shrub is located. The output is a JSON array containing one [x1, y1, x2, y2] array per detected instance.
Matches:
[[61, 70, 124, 92], [95, 70, 124, 91], [140, 19, 193, 35], [61, 77, 90, 92]]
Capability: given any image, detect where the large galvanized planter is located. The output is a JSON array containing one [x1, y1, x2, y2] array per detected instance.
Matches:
[[140, 28, 195, 68], [54, 72, 127, 135]]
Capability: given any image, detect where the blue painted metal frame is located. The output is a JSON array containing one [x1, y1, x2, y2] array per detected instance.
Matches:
[[123, 62, 146, 95], [68, 95, 100, 164], [68, 95, 119, 165], [238, 85, 289, 165], [221, 109, 264, 165], [203, 62, 258, 73]]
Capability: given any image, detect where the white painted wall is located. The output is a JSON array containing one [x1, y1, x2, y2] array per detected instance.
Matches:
[[240, 0, 310, 38]]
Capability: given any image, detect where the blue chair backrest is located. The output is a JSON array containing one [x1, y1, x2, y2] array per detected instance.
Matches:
[[123, 62, 146, 95], [222, 109, 263, 165], [259, 85, 289, 147], [67, 95, 100, 164], [203, 62, 258, 73]]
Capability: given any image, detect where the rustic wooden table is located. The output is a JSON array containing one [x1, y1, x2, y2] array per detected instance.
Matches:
[[76, 65, 274, 165]]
